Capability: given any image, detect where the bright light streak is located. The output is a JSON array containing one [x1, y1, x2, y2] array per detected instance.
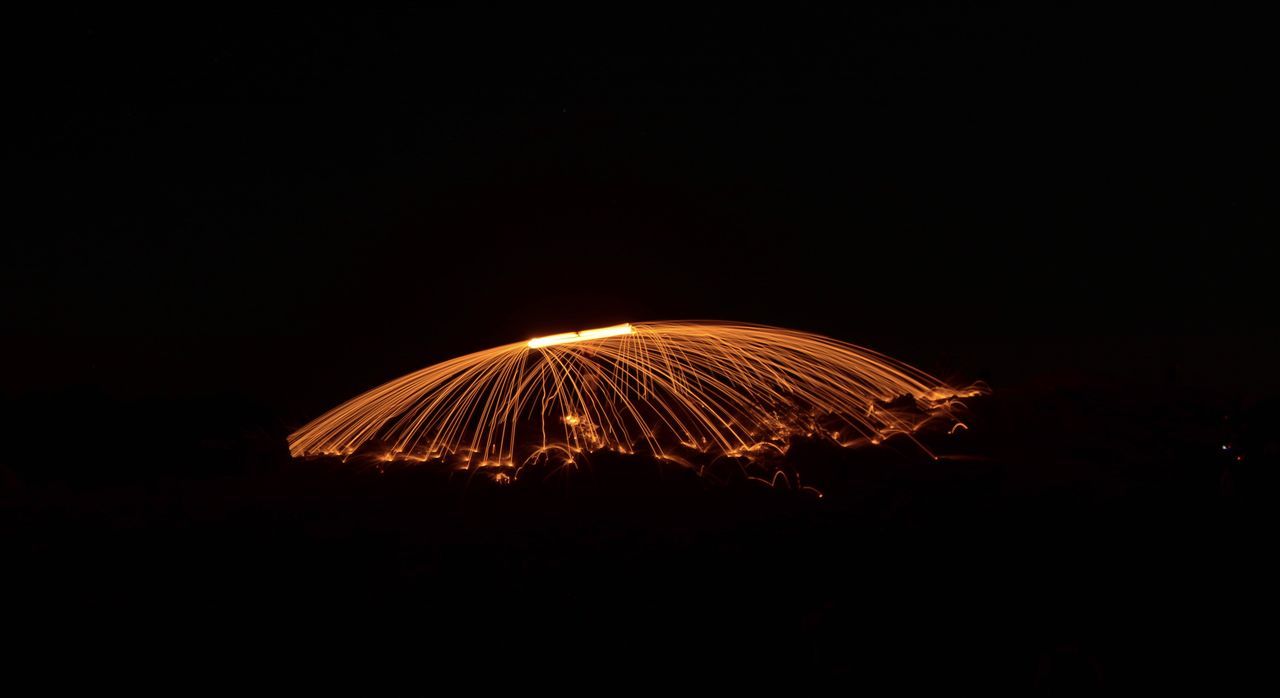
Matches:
[[528, 323, 633, 348]]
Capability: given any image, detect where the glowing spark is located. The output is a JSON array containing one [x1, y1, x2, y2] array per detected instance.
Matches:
[[528, 323, 633, 348], [288, 321, 986, 477]]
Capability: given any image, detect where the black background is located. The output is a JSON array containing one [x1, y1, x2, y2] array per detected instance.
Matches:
[[3, 5, 1273, 689]]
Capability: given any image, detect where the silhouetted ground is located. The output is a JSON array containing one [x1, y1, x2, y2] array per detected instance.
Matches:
[[1, 386, 1271, 690]]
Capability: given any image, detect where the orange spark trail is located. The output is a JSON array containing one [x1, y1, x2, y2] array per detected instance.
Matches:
[[288, 321, 985, 477]]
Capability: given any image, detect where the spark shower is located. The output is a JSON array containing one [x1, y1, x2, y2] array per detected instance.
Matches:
[[289, 322, 984, 479]]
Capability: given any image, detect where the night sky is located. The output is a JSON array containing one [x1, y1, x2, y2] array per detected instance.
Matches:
[[7, 6, 1271, 407], [3, 6, 1272, 688]]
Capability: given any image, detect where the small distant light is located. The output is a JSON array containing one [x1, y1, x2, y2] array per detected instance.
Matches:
[[1221, 444, 1231, 451]]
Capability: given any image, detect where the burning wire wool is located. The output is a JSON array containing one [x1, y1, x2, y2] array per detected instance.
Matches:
[[288, 321, 984, 474]]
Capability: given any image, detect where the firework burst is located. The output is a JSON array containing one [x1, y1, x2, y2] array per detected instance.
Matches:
[[288, 322, 985, 482]]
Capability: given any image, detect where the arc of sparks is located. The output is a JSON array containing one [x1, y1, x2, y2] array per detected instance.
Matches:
[[288, 321, 986, 471]]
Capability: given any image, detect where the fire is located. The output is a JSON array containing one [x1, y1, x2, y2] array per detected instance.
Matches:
[[288, 321, 986, 480]]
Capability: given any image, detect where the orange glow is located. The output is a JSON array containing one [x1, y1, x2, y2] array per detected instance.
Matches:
[[288, 321, 986, 484], [528, 323, 633, 348]]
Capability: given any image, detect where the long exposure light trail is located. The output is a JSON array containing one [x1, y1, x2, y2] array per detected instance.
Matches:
[[288, 321, 985, 478], [527, 323, 634, 348]]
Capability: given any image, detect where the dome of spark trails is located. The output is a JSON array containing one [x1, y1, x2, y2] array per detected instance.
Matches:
[[288, 321, 984, 478]]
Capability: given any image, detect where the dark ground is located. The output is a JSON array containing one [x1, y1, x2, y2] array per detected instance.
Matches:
[[2, 381, 1271, 689]]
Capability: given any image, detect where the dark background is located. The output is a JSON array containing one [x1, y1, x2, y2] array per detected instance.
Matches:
[[3, 5, 1273, 689]]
